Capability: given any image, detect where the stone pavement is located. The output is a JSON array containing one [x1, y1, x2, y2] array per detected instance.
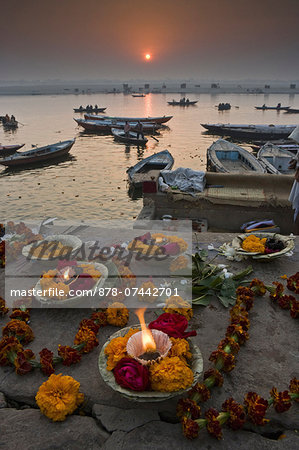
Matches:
[[0, 233, 298, 449]]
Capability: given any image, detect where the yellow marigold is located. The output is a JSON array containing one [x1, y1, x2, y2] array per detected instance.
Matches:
[[104, 328, 139, 370], [73, 327, 98, 353], [168, 337, 192, 363], [106, 302, 129, 327], [167, 235, 188, 253], [42, 269, 57, 279], [138, 281, 157, 303], [149, 356, 193, 392], [163, 295, 193, 320], [242, 235, 266, 253], [35, 373, 84, 422], [79, 264, 102, 280], [169, 255, 189, 272]]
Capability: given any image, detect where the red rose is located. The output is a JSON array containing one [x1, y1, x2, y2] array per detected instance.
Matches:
[[113, 357, 150, 391], [70, 274, 95, 293], [149, 313, 197, 339]]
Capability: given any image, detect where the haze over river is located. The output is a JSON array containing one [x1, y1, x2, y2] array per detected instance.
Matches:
[[1, 92, 298, 221]]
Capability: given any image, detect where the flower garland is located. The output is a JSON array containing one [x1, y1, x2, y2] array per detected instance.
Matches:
[[177, 274, 299, 440], [0, 296, 129, 375]]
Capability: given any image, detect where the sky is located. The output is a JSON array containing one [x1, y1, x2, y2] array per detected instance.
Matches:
[[1, 0, 299, 82]]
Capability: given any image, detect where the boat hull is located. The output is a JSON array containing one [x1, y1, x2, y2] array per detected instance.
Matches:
[[73, 108, 106, 113], [127, 150, 174, 186], [111, 129, 148, 145], [201, 124, 296, 140], [0, 144, 25, 157], [0, 141, 75, 167], [84, 114, 173, 124]]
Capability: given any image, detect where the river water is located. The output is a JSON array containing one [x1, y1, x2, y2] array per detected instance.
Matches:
[[1, 92, 298, 221]]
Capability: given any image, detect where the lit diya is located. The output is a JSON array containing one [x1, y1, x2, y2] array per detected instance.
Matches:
[[126, 308, 172, 366]]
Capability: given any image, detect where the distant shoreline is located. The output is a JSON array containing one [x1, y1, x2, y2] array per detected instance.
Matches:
[[0, 83, 298, 96]]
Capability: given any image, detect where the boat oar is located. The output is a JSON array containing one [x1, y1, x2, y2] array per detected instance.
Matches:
[[151, 135, 159, 142]]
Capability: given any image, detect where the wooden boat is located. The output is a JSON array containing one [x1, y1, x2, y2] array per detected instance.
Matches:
[[0, 144, 25, 157], [111, 128, 148, 145], [207, 139, 265, 173], [3, 121, 18, 129], [251, 140, 299, 155], [84, 114, 173, 124], [127, 150, 174, 187], [167, 100, 198, 106], [0, 139, 75, 168], [218, 103, 231, 111], [75, 118, 159, 133], [201, 123, 296, 140], [284, 108, 299, 114], [257, 143, 295, 174], [132, 94, 146, 97], [255, 106, 290, 111], [73, 107, 106, 113]]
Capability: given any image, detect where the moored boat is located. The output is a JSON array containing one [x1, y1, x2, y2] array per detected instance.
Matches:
[[84, 114, 173, 124], [0, 144, 25, 157], [201, 123, 296, 140], [132, 94, 146, 97], [127, 150, 174, 187], [0, 139, 75, 168], [218, 103, 231, 111], [75, 118, 160, 133], [207, 139, 265, 173], [257, 142, 295, 174], [284, 108, 299, 114], [111, 128, 148, 145]]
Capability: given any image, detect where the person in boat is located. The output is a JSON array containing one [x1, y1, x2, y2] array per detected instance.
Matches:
[[135, 121, 144, 140], [186, 98, 189, 103], [277, 103, 281, 109], [11, 115, 16, 122], [124, 121, 131, 137], [262, 104, 266, 108], [5, 114, 10, 123], [95, 104, 98, 109], [79, 105, 83, 111]]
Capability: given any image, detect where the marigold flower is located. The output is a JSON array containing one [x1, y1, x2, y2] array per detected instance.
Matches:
[[79, 319, 100, 334], [241, 235, 266, 253], [218, 337, 240, 355], [90, 311, 108, 327], [236, 286, 254, 298], [149, 356, 193, 392], [0, 336, 23, 366], [226, 324, 249, 344], [286, 272, 299, 294], [118, 265, 136, 288], [2, 319, 34, 345], [9, 309, 31, 323], [289, 377, 299, 401], [269, 282, 284, 301], [244, 392, 269, 425], [188, 382, 211, 402], [168, 337, 192, 363], [163, 296, 193, 320], [104, 336, 128, 371], [290, 298, 299, 319], [270, 387, 292, 413], [222, 398, 246, 430], [58, 345, 82, 366], [39, 348, 55, 376], [137, 281, 157, 303], [36, 373, 84, 421], [209, 349, 235, 372], [249, 278, 266, 296], [205, 408, 222, 440], [170, 255, 189, 272], [230, 315, 250, 332], [203, 368, 224, 387], [74, 327, 99, 353], [106, 302, 129, 327], [280, 274, 288, 279], [177, 398, 201, 420], [0, 297, 9, 317], [277, 295, 293, 310], [14, 349, 34, 375], [181, 416, 200, 439]]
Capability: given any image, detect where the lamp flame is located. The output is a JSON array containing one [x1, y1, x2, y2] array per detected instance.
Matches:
[[63, 268, 71, 281], [135, 308, 156, 352]]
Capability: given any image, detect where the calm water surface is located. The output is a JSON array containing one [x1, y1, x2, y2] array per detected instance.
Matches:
[[1, 92, 298, 220]]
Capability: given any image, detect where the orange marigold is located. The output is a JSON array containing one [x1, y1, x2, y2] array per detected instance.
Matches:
[[209, 349, 235, 372], [205, 408, 222, 440], [137, 281, 157, 303], [106, 302, 129, 327], [181, 416, 200, 439], [170, 255, 189, 272], [222, 397, 246, 430], [188, 382, 211, 402], [177, 398, 201, 420], [270, 387, 292, 413], [2, 319, 34, 345], [0, 336, 23, 366], [9, 309, 31, 323], [104, 328, 139, 371], [149, 356, 193, 392], [58, 345, 82, 366], [36, 373, 84, 422], [168, 337, 192, 362], [0, 297, 9, 317], [289, 377, 299, 401], [249, 278, 266, 296], [244, 392, 269, 426], [74, 327, 99, 353], [163, 296, 193, 320]]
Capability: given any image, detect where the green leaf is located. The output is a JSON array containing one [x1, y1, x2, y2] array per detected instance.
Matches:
[[192, 294, 213, 306], [217, 295, 230, 308]]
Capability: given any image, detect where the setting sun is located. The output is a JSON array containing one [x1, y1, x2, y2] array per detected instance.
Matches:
[[145, 53, 151, 60]]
